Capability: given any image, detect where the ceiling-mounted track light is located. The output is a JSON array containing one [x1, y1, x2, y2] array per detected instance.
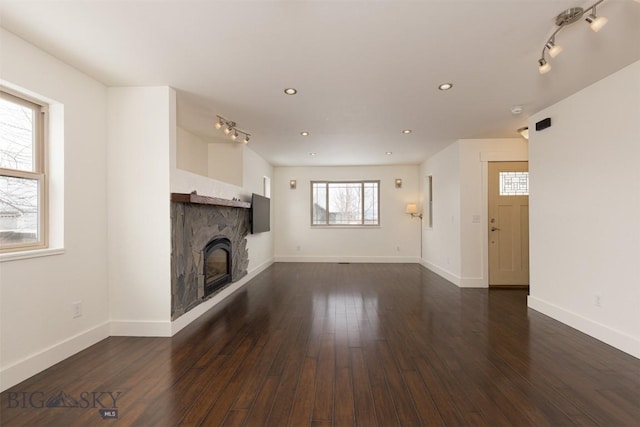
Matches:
[[538, 0, 610, 74], [214, 115, 251, 144]]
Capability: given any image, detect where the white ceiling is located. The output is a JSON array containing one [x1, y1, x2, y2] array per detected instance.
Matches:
[[1, 0, 639, 166]]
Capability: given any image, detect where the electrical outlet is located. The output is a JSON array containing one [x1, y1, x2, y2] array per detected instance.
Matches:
[[72, 301, 82, 318], [595, 294, 602, 308]]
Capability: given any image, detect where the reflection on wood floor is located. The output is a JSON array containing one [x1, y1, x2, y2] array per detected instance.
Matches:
[[2, 263, 638, 426]]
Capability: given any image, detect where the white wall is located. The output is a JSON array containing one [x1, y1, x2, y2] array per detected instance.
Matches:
[[420, 138, 528, 287], [242, 148, 274, 273], [420, 143, 461, 282], [273, 165, 421, 262], [528, 61, 640, 358], [0, 29, 109, 391], [107, 87, 173, 336], [175, 127, 243, 187], [209, 140, 243, 187], [176, 127, 208, 177]]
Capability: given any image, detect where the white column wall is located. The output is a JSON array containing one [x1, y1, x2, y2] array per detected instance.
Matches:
[[107, 87, 173, 336], [528, 61, 640, 358]]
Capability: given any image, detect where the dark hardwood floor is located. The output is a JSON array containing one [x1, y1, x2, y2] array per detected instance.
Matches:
[[2, 263, 639, 426]]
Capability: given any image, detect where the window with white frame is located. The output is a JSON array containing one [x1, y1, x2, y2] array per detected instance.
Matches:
[[311, 181, 379, 226], [0, 89, 47, 252]]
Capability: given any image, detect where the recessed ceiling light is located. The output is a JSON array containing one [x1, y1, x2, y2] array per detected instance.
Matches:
[[309, 152, 317, 156], [438, 83, 453, 91], [402, 129, 412, 134], [511, 105, 523, 115], [300, 131, 309, 136], [284, 88, 297, 95], [386, 151, 393, 155]]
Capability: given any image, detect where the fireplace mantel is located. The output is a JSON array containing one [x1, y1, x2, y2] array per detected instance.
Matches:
[[171, 193, 250, 209]]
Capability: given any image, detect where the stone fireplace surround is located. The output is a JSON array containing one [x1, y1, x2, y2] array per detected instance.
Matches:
[[171, 193, 250, 320]]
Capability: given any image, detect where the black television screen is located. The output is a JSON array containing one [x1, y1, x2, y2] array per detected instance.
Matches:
[[251, 193, 271, 234]]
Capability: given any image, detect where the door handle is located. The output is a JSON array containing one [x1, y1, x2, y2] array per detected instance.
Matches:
[[491, 227, 501, 231]]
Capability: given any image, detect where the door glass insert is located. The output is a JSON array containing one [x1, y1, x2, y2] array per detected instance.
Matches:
[[499, 171, 529, 196]]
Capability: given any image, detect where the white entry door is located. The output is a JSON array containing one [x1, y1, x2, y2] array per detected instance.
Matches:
[[488, 162, 529, 286]]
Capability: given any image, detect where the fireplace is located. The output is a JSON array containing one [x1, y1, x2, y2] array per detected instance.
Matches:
[[171, 194, 250, 320], [203, 236, 232, 297]]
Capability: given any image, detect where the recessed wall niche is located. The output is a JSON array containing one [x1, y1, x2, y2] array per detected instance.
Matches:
[[176, 127, 243, 187]]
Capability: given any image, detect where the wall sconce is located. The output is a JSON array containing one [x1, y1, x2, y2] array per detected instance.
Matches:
[[406, 203, 423, 219], [289, 180, 297, 189], [395, 179, 402, 188]]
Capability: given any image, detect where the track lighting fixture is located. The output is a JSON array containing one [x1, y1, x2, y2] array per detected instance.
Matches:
[[538, 0, 610, 74], [214, 115, 251, 144]]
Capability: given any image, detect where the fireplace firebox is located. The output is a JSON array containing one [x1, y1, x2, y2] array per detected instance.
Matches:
[[203, 237, 232, 297]]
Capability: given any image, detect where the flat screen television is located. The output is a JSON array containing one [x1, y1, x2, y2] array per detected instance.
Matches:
[[251, 193, 271, 234]]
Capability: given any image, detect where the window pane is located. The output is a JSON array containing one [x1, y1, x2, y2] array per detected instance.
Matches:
[[312, 182, 327, 224], [0, 97, 35, 172], [328, 182, 362, 225], [363, 182, 378, 224], [499, 171, 529, 196], [0, 175, 39, 245]]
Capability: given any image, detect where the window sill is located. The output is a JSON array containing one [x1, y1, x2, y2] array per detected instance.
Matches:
[[0, 247, 65, 263]]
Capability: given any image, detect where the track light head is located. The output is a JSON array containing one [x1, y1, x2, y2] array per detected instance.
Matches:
[[538, 58, 551, 74], [215, 117, 224, 129], [546, 40, 563, 58], [585, 13, 608, 32], [231, 131, 238, 141], [223, 126, 231, 135], [243, 135, 250, 144]]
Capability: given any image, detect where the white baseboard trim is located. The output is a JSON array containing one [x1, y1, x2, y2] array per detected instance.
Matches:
[[109, 320, 173, 337], [0, 321, 109, 392], [528, 296, 640, 359], [274, 256, 420, 263], [459, 276, 488, 288], [419, 260, 461, 286], [171, 258, 274, 336]]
